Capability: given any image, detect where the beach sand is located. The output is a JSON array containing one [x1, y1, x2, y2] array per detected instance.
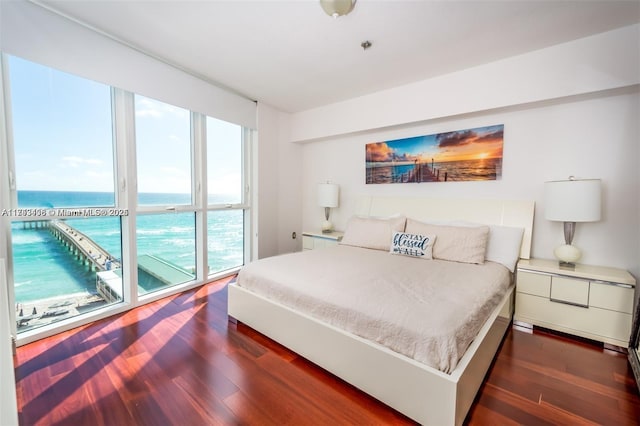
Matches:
[[15, 293, 107, 331]]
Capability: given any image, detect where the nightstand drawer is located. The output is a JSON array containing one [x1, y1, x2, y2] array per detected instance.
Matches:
[[302, 231, 343, 251], [515, 293, 632, 346], [590, 282, 634, 314], [302, 236, 314, 250], [517, 272, 550, 297], [515, 259, 636, 347], [550, 277, 589, 307]]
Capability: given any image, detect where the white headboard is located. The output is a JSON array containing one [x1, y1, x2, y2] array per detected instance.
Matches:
[[354, 196, 535, 259]]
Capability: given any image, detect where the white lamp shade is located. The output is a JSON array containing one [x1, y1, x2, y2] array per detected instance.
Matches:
[[544, 178, 601, 222], [317, 183, 339, 208]]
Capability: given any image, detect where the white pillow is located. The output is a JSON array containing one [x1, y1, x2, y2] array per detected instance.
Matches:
[[405, 219, 489, 264], [485, 225, 524, 272], [340, 215, 407, 251], [389, 232, 436, 259], [406, 218, 524, 271]]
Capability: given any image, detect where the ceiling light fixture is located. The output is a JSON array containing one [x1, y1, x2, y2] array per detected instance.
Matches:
[[320, 0, 356, 18]]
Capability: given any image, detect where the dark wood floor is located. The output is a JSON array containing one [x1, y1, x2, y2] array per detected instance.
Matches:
[[14, 276, 640, 425]]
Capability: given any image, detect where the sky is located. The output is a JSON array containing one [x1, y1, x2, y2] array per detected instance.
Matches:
[[8, 55, 241, 198], [366, 125, 504, 164]]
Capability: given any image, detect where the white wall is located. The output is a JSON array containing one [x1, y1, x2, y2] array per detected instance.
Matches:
[[256, 104, 280, 259], [291, 25, 640, 280], [301, 87, 639, 278], [256, 103, 301, 258], [275, 114, 304, 254], [290, 24, 639, 142]]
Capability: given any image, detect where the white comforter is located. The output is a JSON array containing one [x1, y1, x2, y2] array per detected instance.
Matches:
[[236, 245, 511, 373]]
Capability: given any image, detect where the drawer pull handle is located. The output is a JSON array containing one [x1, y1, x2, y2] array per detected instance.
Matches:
[[592, 280, 633, 289], [550, 298, 588, 309]]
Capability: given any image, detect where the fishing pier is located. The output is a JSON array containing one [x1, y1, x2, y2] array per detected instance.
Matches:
[[48, 220, 120, 272], [18, 219, 194, 320], [406, 162, 448, 183], [392, 161, 448, 183], [16, 219, 122, 328]]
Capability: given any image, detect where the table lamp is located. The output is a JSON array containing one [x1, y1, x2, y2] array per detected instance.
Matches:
[[317, 183, 339, 233], [544, 177, 601, 268]]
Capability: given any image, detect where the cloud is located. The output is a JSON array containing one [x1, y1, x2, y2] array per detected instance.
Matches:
[[168, 134, 186, 144], [159, 166, 189, 177], [437, 127, 504, 149], [393, 152, 417, 162], [209, 173, 241, 195], [436, 130, 477, 148], [366, 142, 395, 162], [61, 156, 103, 168], [139, 171, 191, 194], [135, 108, 163, 118], [475, 129, 504, 143], [85, 170, 112, 180], [135, 97, 189, 119]]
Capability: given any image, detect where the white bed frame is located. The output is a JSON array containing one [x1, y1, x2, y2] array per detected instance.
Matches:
[[229, 196, 535, 425]]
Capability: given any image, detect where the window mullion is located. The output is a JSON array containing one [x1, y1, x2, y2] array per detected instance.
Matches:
[[0, 53, 17, 338], [112, 88, 138, 306], [247, 128, 257, 263], [0, 54, 16, 211], [193, 112, 207, 281]]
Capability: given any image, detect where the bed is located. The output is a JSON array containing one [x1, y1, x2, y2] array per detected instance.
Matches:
[[228, 196, 535, 425]]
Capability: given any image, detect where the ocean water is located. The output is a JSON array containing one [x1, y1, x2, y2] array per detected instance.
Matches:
[[12, 191, 243, 303], [366, 164, 416, 183], [443, 158, 502, 181], [366, 158, 502, 184]]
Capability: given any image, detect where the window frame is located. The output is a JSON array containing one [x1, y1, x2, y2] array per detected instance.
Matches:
[[204, 118, 250, 278], [0, 53, 251, 346]]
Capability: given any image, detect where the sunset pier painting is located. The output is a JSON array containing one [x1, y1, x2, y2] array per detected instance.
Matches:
[[365, 124, 504, 184]]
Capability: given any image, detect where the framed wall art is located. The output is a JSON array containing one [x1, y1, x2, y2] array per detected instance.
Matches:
[[365, 124, 504, 184]]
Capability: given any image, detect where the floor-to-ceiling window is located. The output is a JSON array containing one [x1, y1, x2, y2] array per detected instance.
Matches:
[[6, 55, 125, 332], [206, 116, 245, 274], [0, 54, 249, 341], [135, 95, 196, 295]]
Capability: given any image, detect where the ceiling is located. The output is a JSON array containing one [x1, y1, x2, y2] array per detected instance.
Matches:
[[39, 0, 640, 113]]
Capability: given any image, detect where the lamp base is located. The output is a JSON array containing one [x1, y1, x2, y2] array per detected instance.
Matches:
[[558, 260, 576, 270], [554, 244, 581, 269], [321, 220, 333, 233]]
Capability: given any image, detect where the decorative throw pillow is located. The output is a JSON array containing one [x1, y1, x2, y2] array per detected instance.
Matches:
[[340, 215, 407, 251], [389, 232, 435, 259], [405, 218, 489, 264]]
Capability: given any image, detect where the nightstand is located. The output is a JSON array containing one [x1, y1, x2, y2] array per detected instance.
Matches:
[[302, 231, 343, 250], [515, 258, 636, 348]]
